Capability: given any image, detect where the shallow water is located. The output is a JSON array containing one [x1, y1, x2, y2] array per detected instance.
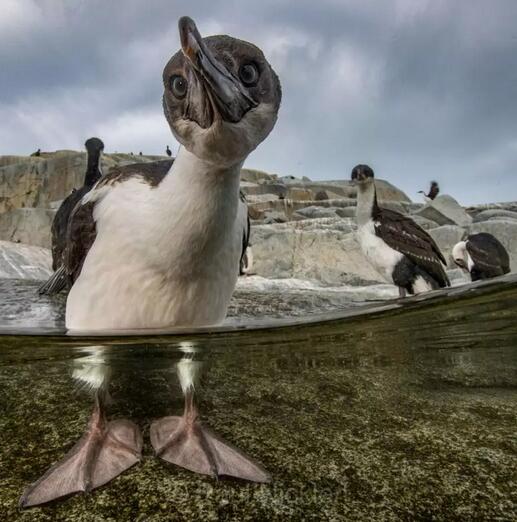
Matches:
[[1, 276, 516, 520]]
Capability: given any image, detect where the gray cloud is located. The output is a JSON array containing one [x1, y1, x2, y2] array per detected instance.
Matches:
[[1, 0, 516, 204]]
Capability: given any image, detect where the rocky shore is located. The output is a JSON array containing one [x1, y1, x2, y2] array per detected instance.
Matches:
[[1, 151, 516, 285]]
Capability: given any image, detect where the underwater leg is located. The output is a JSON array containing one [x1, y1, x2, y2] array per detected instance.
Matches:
[[150, 352, 270, 483], [20, 390, 142, 508]]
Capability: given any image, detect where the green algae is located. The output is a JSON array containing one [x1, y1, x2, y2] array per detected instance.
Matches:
[[1, 285, 517, 520]]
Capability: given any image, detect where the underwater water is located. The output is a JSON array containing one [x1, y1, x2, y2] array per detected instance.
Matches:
[[0, 276, 516, 521]]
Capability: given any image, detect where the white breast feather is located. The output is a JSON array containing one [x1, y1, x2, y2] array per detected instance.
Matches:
[[66, 151, 244, 331], [357, 220, 404, 283]]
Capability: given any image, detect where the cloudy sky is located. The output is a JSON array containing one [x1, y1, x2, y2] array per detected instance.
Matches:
[[1, 0, 516, 204]]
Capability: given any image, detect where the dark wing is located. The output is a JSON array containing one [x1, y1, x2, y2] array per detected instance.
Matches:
[[62, 159, 175, 283], [50, 187, 88, 270], [96, 159, 174, 189], [63, 201, 97, 283], [428, 182, 439, 200], [467, 233, 510, 276], [374, 208, 450, 287], [239, 191, 251, 275]]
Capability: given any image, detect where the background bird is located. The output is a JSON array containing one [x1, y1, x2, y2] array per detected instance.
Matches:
[[453, 232, 511, 281], [418, 180, 440, 201], [352, 165, 450, 297], [38, 137, 104, 295]]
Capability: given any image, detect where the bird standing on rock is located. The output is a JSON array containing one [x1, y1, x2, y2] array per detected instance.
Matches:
[[165, 144, 172, 156], [352, 165, 450, 297]]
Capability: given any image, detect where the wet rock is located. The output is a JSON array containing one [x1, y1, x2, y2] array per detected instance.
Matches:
[[0, 240, 51, 280], [447, 267, 470, 285], [428, 225, 467, 267], [468, 220, 517, 271], [473, 209, 517, 223], [0, 208, 55, 248], [416, 195, 473, 227]]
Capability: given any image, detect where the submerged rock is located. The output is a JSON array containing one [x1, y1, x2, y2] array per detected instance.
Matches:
[[0, 241, 51, 280]]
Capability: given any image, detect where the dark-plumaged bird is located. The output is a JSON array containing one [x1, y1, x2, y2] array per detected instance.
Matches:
[[165, 145, 172, 157], [453, 233, 511, 281], [30, 148, 41, 157], [21, 16, 280, 508], [352, 165, 450, 297], [37, 137, 104, 295], [418, 181, 440, 201]]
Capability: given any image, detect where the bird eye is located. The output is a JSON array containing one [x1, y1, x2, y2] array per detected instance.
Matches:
[[238, 63, 259, 86], [170, 75, 188, 99]]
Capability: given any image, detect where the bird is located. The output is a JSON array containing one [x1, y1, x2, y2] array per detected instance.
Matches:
[[165, 145, 172, 157], [38, 138, 105, 295], [351, 165, 450, 297], [30, 148, 41, 157], [20, 16, 280, 507], [453, 233, 511, 281], [418, 181, 440, 201]]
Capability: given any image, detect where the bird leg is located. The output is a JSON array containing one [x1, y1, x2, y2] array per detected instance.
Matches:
[[398, 287, 407, 298], [20, 389, 142, 508], [150, 353, 270, 483]]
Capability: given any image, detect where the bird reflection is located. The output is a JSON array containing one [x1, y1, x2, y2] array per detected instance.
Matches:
[[20, 343, 268, 508]]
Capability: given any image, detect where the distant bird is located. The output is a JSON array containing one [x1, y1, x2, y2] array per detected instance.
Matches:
[[453, 233, 511, 281], [38, 137, 104, 295], [352, 165, 450, 297], [139, 151, 143, 156], [418, 181, 440, 201], [166, 145, 172, 157], [30, 148, 41, 157]]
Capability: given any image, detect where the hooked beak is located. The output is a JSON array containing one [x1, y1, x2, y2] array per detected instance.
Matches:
[[454, 258, 468, 271], [178, 16, 257, 126]]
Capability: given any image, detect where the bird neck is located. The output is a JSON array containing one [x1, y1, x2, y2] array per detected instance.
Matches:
[[84, 151, 102, 187], [162, 146, 242, 197], [155, 147, 244, 247], [356, 181, 379, 226]]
